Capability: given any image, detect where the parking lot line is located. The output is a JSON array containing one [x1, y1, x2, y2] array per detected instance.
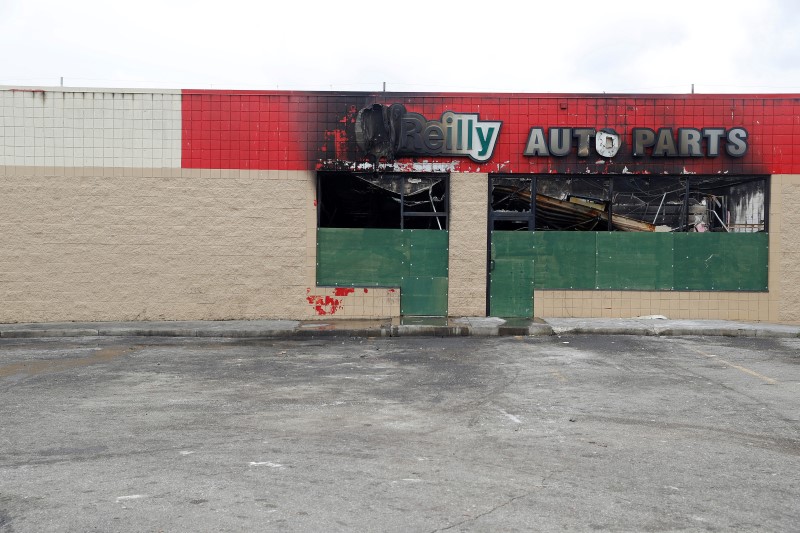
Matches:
[[689, 346, 778, 385]]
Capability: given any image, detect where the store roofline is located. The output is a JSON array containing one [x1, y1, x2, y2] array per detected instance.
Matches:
[[2, 85, 800, 100]]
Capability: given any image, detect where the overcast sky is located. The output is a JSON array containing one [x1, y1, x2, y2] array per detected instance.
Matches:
[[1, 0, 799, 94]]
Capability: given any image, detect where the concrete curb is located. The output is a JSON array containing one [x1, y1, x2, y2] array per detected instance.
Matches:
[[551, 326, 654, 336], [1, 319, 798, 340], [0, 328, 102, 338], [654, 327, 800, 338], [392, 325, 471, 337], [547, 319, 800, 339], [528, 324, 556, 336], [0, 321, 301, 339]]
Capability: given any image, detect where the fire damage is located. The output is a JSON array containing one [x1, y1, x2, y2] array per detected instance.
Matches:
[[354, 103, 500, 163], [318, 171, 765, 233], [318, 172, 447, 230], [491, 175, 766, 232]]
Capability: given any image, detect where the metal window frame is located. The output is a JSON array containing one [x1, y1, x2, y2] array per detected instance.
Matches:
[[399, 174, 449, 231], [317, 171, 450, 230], [488, 173, 769, 234]]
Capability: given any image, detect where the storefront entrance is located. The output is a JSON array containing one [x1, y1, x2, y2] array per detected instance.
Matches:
[[487, 177, 535, 317]]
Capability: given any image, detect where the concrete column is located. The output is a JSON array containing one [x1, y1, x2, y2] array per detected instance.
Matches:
[[447, 172, 489, 316], [777, 174, 800, 321]]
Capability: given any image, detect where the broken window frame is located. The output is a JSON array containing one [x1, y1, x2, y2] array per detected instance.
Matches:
[[317, 171, 449, 230], [487, 176, 535, 231], [611, 176, 686, 232], [684, 176, 768, 233], [535, 176, 614, 231], [489, 174, 768, 233]]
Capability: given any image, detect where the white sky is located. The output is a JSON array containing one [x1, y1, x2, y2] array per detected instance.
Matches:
[[1, 0, 799, 94]]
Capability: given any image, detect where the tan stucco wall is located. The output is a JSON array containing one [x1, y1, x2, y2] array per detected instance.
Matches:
[[0, 167, 296, 321], [447, 172, 488, 316], [0, 165, 399, 322], [775, 174, 800, 322], [532, 290, 773, 321]]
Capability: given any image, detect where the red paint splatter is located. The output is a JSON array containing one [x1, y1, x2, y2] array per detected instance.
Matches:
[[306, 294, 343, 315], [334, 287, 355, 297], [388, 289, 396, 293], [363, 288, 369, 293]]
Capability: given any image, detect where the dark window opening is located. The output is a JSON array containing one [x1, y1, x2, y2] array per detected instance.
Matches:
[[318, 172, 448, 230], [490, 174, 767, 232]]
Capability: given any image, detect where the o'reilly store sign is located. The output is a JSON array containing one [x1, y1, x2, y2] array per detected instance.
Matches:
[[355, 102, 748, 163], [355, 103, 501, 163]]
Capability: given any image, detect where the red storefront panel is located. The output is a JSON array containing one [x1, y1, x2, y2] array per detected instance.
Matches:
[[182, 90, 800, 175]]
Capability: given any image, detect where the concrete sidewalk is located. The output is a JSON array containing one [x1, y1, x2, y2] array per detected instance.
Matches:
[[1, 316, 799, 339]]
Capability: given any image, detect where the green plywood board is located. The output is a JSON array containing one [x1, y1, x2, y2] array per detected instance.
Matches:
[[490, 258, 534, 317], [317, 228, 407, 286], [531, 232, 597, 289], [407, 230, 449, 277], [401, 276, 448, 316], [489, 231, 768, 317], [596, 233, 674, 290], [491, 231, 535, 258], [317, 228, 449, 316], [489, 232, 535, 317], [673, 233, 768, 290]]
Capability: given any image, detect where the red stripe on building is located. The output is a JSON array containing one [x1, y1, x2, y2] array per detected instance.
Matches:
[[182, 90, 800, 175]]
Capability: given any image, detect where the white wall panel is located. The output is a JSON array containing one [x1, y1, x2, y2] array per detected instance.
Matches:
[[0, 88, 182, 168]]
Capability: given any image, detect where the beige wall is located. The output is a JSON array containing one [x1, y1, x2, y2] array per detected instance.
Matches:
[[775, 174, 800, 322], [0, 165, 399, 323], [0, 167, 299, 321], [447, 172, 488, 316], [532, 291, 773, 321]]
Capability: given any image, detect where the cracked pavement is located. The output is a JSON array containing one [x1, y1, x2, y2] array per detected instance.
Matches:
[[1, 335, 799, 532]]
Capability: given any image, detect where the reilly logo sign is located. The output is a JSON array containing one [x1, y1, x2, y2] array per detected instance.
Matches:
[[355, 103, 501, 163]]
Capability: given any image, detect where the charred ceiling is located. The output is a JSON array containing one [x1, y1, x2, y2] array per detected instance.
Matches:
[[490, 175, 766, 233]]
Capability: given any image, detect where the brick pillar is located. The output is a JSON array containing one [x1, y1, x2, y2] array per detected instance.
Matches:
[[777, 174, 800, 321], [447, 172, 488, 316]]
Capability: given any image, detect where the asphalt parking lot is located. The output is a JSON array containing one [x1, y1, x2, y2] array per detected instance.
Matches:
[[1, 334, 798, 532]]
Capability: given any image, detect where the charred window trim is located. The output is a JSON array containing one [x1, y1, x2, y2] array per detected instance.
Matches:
[[487, 176, 536, 230], [317, 171, 449, 230]]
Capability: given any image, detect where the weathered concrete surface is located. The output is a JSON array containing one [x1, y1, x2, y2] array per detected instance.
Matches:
[[545, 318, 800, 338], [1, 335, 799, 531], [2, 317, 799, 339], [0, 320, 300, 339]]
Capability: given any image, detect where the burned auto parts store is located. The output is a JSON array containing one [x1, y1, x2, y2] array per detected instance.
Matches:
[[0, 89, 795, 322]]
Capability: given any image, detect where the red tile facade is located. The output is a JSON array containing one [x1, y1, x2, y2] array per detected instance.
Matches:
[[182, 91, 800, 175]]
